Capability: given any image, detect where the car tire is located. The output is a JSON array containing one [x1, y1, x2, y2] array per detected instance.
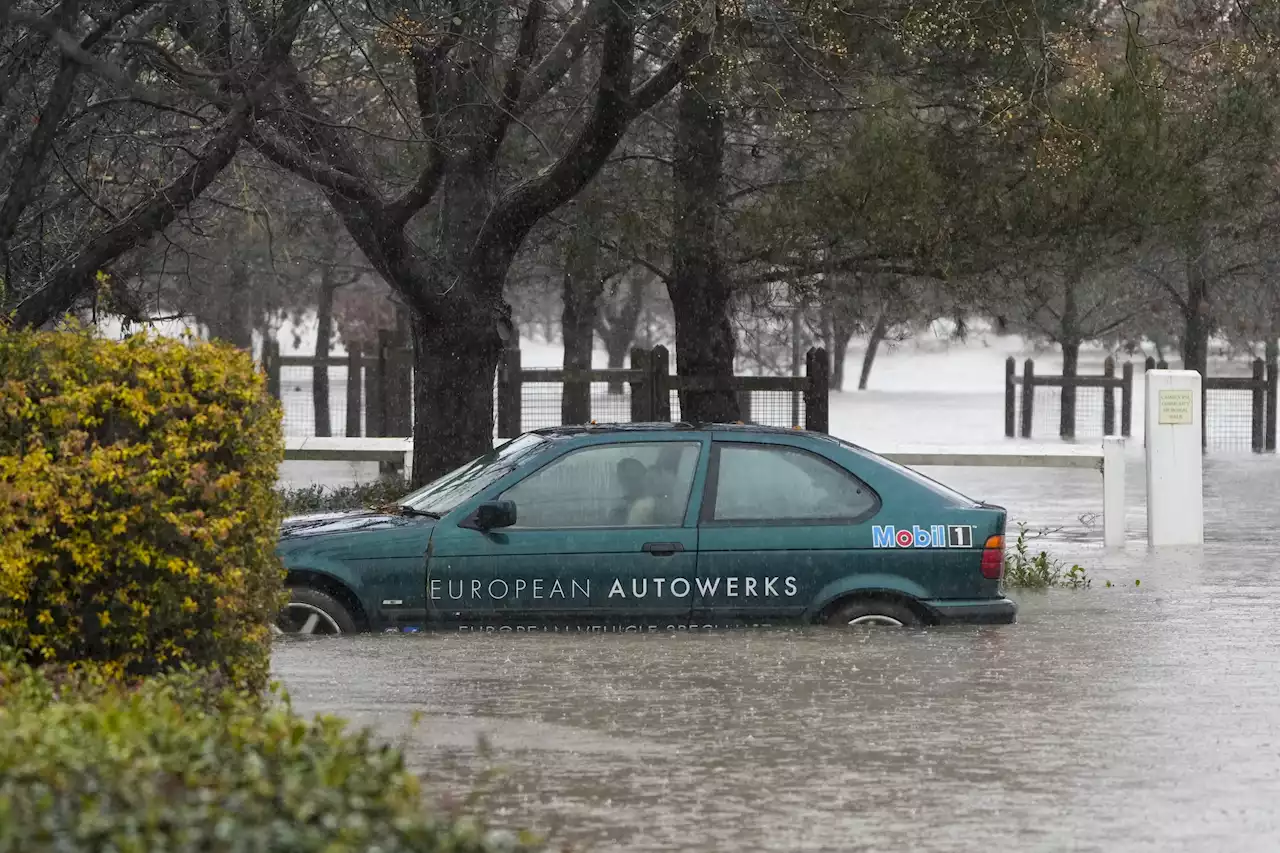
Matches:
[[826, 597, 922, 628], [275, 587, 359, 635]]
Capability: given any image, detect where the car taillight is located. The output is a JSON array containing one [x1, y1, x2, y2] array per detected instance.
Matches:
[[980, 534, 1005, 579]]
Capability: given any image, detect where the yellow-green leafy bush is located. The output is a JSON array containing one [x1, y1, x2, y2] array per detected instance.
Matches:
[[0, 663, 541, 853], [0, 325, 285, 688]]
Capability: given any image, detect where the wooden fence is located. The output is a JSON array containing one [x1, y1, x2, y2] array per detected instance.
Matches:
[[1004, 354, 1277, 452], [498, 344, 829, 435], [264, 339, 830, 437], [1005, 356, 1134, 440], [262, 328, 412, 437]]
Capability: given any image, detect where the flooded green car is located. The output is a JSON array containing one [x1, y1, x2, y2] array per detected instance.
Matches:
[[275, 424, 1015, 634]]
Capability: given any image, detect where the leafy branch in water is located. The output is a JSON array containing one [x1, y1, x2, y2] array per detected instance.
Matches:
[[1002, 522, 1090, 589]]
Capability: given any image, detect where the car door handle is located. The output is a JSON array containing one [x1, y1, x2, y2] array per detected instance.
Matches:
[[642, 542, 684, 556]]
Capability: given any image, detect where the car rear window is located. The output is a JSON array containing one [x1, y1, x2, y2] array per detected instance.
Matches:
[[826, 436, 981, 507]]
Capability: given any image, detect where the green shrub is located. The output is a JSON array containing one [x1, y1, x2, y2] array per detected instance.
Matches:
[[0, 324, 285, 689], [0, 664, 540, 853], [280, 478, 411, 516], [1001, 523, 1090, 589]]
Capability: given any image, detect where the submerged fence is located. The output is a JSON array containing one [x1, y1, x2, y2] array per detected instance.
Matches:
[[1004, 355, 1277, 453], [265, 340, 830, 438]]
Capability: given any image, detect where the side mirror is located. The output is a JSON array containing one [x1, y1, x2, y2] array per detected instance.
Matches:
[[472, 499, 517, 531]]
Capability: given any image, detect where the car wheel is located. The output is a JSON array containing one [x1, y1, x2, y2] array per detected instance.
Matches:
[[826, 597, 921, 628], [274, 587, 358, 636]]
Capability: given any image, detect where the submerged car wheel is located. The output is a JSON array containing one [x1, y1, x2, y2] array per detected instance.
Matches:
[[274, 588, 358, 636], [826, 598, 921, 628]]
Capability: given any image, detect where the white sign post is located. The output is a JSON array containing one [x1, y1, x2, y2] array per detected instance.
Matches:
[[1102, 436, 1126, 549], [1144, 370, 1204, 546]]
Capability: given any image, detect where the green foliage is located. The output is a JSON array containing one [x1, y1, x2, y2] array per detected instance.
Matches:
[[0, 664, 541, 853], [279, 478, 411, 516], [0, 324, 286, 689], [1002, 523, 1090, 589], [1005, 18, 1276, 246]]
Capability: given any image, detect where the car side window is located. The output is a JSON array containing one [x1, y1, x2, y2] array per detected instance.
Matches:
[[499, 442, 701, 529], [708, 443, 878, 523]]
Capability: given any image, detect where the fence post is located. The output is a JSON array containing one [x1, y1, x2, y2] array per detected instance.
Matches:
[[651, 345, 672, 422], [1103, 436, 1126, 549], [264, 339, 281, 401], [1268, 356, 1278, 453], [345, 344, 363, 437], [629, 347, 653, 422], [497, 345, 522, 438], [805, 347, 830, 433], [1019, 359, 1035, 438], [368, 330, 389, 437], [1201, 370, 1208, 453], [1252, 358, 1266, 453], [1004, 357, 1016, 437], [737, 389, 754, 424], [1120, 361, 1133, 438], [1102, 357, 1116, 436]]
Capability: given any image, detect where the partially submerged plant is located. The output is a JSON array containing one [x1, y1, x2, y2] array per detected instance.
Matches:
[[1002, 523, 1090, 590]]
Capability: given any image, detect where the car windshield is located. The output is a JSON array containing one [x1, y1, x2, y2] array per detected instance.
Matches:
[[398, 433, 549, 516]]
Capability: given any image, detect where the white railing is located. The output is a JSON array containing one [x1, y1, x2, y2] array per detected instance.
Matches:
[[283, 435, 1127, 548]]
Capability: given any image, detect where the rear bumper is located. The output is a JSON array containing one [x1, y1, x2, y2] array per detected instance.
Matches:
[[923, 597, 1017, 625]]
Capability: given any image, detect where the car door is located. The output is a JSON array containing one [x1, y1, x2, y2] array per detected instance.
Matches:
[[693, 437, 881, 622], [420, 433, 554, 629], [486, 438, 706, 629]]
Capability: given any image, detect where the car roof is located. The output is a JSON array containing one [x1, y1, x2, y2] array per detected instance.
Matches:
[[529, 422, 842, 442]]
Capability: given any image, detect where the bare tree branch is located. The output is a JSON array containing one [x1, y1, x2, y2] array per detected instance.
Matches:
[[630, 28, 711, 117], [385, 154, 446, 227], [247, 125, 384, 205], [474, 0, 637, 265], [514, 0, 607, 115], [479, 0, 544, 163], [0, 61, 81, 247], [11, 99, 255, 327]]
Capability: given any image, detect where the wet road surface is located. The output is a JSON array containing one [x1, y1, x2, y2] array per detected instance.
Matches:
[[273, 456, 1280, 852]]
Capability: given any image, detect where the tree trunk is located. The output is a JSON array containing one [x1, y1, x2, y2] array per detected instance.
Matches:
[[1060, 339, 1081, 439], [409, 302, 504, 485], [1268, 283, 1280, 371], [313, 274, 336, 437], [669, 52, 738, 423], [824, 302, 857, 392], [560, 223, 603, 425], [600, 274, 649, 394], [1181, 247, 1212, 376], [858, 312, 888, 391], [204, 260, 253, 350], [1059, 278, 1081, 438], [272, 0, 689, 486]]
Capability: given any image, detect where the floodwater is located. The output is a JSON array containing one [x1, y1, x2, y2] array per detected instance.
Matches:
[[272, 455, 1280, 852]]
